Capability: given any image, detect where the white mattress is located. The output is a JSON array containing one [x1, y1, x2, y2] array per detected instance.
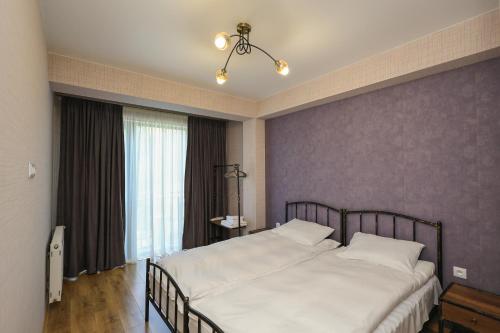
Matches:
[[190, 249, 437, 333]]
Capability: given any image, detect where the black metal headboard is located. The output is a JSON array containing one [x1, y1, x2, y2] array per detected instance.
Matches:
[[343, 209, 442, 284], [285, 201, 343, 244]]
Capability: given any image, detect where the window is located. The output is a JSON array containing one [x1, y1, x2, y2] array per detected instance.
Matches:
[[124, 107, 187, 261]]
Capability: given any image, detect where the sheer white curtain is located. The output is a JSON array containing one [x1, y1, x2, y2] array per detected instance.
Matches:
[[124, 107, 187, 262]]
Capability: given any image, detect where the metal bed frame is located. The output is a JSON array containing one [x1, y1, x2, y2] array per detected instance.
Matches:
[[342, 209, 442, 285], [145, 201, 442, 332], [145, 259, 191, 332], [285, 201, 343, 243]]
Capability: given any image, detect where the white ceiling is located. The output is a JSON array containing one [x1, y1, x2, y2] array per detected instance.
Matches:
[[40, 0, 498, 100]]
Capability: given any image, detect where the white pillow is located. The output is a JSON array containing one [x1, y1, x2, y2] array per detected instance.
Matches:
[[337, 232, 425, 274], [271, 218, 334, 246], [316, 238, 341, 250]]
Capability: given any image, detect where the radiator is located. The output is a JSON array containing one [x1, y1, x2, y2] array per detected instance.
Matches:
[[49, 226, 65, 303]]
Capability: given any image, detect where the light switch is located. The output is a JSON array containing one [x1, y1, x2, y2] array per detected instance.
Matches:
[[28, 161, 36, 179]]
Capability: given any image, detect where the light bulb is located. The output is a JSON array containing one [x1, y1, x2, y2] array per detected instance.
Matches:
[[216, 69, 228, 85], [275, 59, 289, 76], [214, 32, 230, 51]]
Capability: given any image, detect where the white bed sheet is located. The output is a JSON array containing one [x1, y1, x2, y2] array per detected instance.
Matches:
[[190, 249, 436, 333], [187, 273, 441, 333], [156, 230, 339, 300], [187, 275, 441, 333], [374, 275, 441, 333]]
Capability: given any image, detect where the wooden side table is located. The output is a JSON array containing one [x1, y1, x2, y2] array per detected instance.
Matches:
[[440, 283, 500, 333], [208, 219, 246, 244]]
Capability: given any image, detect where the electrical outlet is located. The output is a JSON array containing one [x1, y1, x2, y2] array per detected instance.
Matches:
[[453, 266, 467, 279], [275, 222, 281, 228]]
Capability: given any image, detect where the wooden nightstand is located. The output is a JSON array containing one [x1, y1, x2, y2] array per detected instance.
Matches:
[[440, 283, 500, 333], [249, 227, 271, 234]]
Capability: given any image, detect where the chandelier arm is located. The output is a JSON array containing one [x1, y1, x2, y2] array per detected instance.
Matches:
[[249, 43, 278, 63], [227, 35, 249, 55], [237, 34, 250, 43], [222, 40, 241, 71], [236, 34, 251, 55]]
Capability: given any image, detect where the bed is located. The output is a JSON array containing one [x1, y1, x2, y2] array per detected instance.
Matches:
[[146, 202, 443, 333], [145, 201, 343, 332], [188, 248, 441, 333]]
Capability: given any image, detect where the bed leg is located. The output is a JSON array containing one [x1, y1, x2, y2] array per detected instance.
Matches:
[[184, 297, 190, 333], [145, 258, 150, 322]]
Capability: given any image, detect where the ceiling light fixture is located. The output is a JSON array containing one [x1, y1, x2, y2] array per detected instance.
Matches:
[[214, 32, 231, 51], [215, 68, 228, 85], [214, 22, 289, 85]]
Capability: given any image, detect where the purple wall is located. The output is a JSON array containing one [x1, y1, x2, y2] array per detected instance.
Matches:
[[266, 57, 500, 294]]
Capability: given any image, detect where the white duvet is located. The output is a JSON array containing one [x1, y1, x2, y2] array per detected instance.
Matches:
[[190, 248, 435, 333], [157, 230, 339, 300]]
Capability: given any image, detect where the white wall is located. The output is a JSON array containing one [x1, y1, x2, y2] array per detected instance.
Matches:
[[0, 1, 52, 332]]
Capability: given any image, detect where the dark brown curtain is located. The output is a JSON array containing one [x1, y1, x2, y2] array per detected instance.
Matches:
[[57, 96, 126, 278], [183, 116, 226, 249]]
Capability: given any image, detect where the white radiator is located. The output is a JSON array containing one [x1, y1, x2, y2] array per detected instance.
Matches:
[[49, 226, 65, 303]]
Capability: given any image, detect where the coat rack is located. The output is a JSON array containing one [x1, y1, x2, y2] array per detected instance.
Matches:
[[213, 164, 246, 237]]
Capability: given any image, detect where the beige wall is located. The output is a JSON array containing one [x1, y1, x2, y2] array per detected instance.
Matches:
[[242, 119, 266, 231], [0, 1, 52, 332], [226, 121, 244, 217], [50, 96, 62, 229]]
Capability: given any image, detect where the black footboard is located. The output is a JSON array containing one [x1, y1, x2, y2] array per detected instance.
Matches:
[[145, 258, 190, 332], [145, 258, 224, 332], [187, 307, 225, 333]]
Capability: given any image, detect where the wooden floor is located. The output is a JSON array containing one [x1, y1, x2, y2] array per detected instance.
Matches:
[[44, 260, 169, 333], [44, 260, 441, 333]]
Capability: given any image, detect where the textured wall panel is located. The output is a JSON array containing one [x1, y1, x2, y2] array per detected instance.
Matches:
[[266, 57, 500, 293], [48, 53, 257, 119], [260, 9, 500, 117]]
